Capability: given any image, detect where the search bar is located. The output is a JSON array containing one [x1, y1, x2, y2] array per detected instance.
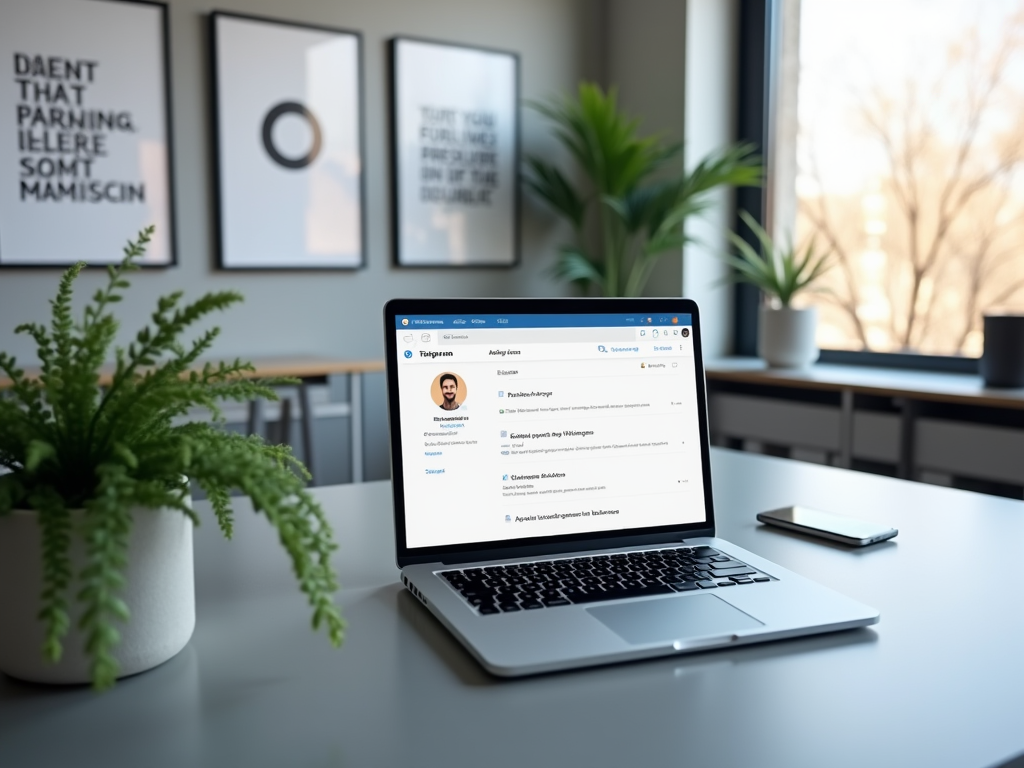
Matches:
[[437, 328, 637, 345]]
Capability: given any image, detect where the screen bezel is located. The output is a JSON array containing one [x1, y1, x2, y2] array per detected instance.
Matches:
[[384, 298, 717, 568]]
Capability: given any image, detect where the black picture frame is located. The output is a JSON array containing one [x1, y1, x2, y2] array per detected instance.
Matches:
[[389, 36, 520, 268], [209, 11, 366, 271], [0, 0, 176, 268]]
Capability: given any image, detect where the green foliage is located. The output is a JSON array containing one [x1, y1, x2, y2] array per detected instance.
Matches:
[[524, 82, 763, 297], [724, 210, 835, 307], [0, 226, 344, 690]]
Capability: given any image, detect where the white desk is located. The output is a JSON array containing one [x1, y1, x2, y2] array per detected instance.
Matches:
[[2, 449, 1023, 768]]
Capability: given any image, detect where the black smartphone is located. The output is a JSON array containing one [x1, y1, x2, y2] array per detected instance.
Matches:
[[756, 506, 898, 547]]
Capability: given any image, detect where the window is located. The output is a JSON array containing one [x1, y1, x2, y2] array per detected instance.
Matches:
[[739, 0, 1024, 367]]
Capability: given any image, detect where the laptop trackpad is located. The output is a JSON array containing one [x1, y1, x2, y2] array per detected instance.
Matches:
[[586, 594, 763, 646]]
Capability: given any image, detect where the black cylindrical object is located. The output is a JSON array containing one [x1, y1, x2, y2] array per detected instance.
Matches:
[[980, 314, 1024, 388]]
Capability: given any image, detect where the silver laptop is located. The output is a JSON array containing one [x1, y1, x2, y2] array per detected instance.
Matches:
[[384, 298, 878, 676]]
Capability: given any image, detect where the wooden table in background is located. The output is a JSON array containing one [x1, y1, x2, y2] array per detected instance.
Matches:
[[241, 358, 385, 484], [1, 357, 386, 484]]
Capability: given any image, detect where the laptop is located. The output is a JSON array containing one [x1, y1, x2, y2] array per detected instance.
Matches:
[[383, 297, 878, 676]]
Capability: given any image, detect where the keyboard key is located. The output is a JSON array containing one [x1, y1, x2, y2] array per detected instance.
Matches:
[[696, 580, 717, 589], [691, 547, 719, 558], [731, 577, 753, 584], [543, 598, 571, 607], [710, 567, 756, 578], [753, 576, 771, 582], [499, 603, 522, 612], [716, 581, 736, 587], [669, 582, 700, 591], [566, 584, 674, 605], [478, 605, 499, 615], [521, 600, 543, 610]]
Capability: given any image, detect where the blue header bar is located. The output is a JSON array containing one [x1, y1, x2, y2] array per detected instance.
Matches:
[[395, 313, 692, 330]]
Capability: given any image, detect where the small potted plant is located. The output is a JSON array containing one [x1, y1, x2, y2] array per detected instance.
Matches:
[[724, 211, 834, 368], [0, 227, 344, 690]]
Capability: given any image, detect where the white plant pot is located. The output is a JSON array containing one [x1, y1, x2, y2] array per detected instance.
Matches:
[[0, 504, 195, 684], [758, 305, 819, 368]]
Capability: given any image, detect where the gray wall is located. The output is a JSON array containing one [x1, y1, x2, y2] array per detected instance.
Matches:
[[0, 0, 606, 363], [606, 0, 686, 299], [0, 0, 610, 482], [683, 0, 739, 358]]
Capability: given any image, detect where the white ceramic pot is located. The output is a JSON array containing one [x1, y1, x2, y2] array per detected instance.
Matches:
[[0, 504, 195, 684], [758, 305, 819, 368]]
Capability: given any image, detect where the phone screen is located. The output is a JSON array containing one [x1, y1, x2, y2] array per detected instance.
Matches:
[[762, 506, 893, 541]]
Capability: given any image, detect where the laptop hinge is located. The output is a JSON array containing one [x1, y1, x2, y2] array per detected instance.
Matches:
[[681, 526, 715, 542], [420, 528, 718, 567]]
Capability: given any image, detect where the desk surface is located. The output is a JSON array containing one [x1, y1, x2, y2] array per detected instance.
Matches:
[[2, 450, 1023, 768], [707, 357, 1024, 409], [0, 355, 385, 389]]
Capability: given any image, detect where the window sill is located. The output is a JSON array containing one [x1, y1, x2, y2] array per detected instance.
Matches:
[[705, 357, 1024, 410]]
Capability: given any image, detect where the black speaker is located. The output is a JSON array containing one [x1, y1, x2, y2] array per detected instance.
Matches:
[[980, 315, 1024, 388]]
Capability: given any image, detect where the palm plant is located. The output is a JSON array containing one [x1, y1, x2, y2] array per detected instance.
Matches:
[[525, 82, 762, 297], [724, 210, 834, 306]]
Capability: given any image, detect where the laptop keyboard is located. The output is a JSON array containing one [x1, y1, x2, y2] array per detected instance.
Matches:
[[439, 546, 773, 615]]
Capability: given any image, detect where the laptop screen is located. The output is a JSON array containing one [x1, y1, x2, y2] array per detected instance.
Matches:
[[390, 308, 710, 551]]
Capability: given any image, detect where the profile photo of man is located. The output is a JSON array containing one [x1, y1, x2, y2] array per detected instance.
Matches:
[[439, 373, 461, 411]]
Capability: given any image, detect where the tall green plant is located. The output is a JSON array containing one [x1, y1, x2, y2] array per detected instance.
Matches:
[[525, 83, 763, 297], [0, 227, 344, 689]]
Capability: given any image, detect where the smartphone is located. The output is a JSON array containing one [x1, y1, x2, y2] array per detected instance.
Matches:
[[756, 506, 898, 547]]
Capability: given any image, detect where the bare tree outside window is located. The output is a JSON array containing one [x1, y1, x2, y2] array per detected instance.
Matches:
[[791, 0, 1024, 357]]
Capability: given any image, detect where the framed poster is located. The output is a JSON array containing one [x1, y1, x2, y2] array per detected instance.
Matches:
[[210, 12, 364, 270], [0, 0, 174, 267], [390, 37, 519, 267]]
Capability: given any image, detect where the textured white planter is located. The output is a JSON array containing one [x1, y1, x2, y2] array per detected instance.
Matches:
[[759, 305, 819, 368], [0, 504, 195, 684]]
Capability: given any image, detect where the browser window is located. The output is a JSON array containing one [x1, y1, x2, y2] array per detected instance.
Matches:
[[394, 313, 706, 548]]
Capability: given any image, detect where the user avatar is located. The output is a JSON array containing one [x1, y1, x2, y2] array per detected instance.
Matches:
[[681, 328, 690, 338], [432, 372, 467, 411]]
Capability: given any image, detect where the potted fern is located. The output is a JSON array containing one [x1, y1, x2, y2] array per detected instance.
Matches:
[[0, 227, 344, 690], [524, 82, 762, 297], [724, 211, 834, 367]]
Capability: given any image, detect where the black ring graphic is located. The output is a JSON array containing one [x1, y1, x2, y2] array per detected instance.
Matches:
[[261, 101, 322, 169]]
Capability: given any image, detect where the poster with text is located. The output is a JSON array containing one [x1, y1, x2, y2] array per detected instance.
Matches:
[[391, 38, 519, 267], [212, 13, 364, 270], [0, 0, 173, 267]]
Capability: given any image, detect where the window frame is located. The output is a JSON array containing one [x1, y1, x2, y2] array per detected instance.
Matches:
[[733, 0, 981, 374]]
